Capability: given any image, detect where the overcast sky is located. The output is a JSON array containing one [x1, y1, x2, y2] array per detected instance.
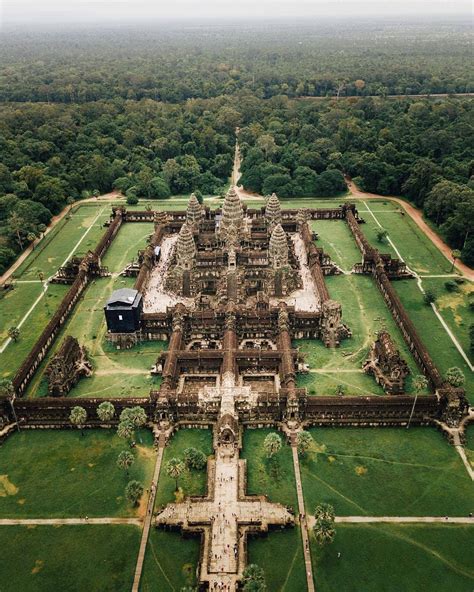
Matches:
[[1, 0, 470, 25]]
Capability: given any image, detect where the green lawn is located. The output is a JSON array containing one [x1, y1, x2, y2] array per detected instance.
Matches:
[[312, 524, 474, 592], [0, 524, 141, 592], [465, 425, 474, 471], [247, 526, 307, 592], [422, 277, 474, 363], [155, 428, 213, 507], [300, 427, 474, 516], [296, 274, 426, 396], [140, 529, 201, 592], [0, 429, 155, 518], [26, 222, 167, 398], [394, 280, 473, 400], [310, 219, 361, 271], [241, 428, 298, 510]]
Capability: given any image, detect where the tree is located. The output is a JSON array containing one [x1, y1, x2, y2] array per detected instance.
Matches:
[[445, 367, 465, 387], [165, 457, 185, 491], [183, 447, 207, 470], [263, 432, 282, 459], [7, 326, 20, 342], [117, 420, 135, 443], [69, 406, 87, 436], [257, 134, 278, 160], [126, 193, 139, 205], [120, 407, 147, 442], [97, 401, 115, 422], [296, 431, 314, 457], [7, 211, 25, 249], [117, 450, 135, 477], [242, 564, 266, 592], [313, 515, 336, 546], [423, 290, 436, 305], [407, 375, 429, 429], [37, 223, 47, 238], [125, 480, 144, 506], [375, 228, 388, 243], [450, 249, 461, 272], [0, 379, 15, 398], [27, 232, 37, 249], [314, 502, 335, 521]]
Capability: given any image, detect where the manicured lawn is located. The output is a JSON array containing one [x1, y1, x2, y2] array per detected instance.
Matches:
[[241, 428, 298, 510], [422, 277, 474, 363], [140, 529, 200, 592], [247, 526, 307, 592], [310, 219, 361, 271], [155, 428, 213, 507], [0, 429, 155, 518], [242, 428, 305, 590], [296, 274, 425, 396], [312, 524, 474, 592], [465, 425, 474, 471], [0, 524, 140, 592], [394, 280, 473, 400], [14, 205, 112, 281], [0, 283, 68, 379], [300, 427, 474, 516]]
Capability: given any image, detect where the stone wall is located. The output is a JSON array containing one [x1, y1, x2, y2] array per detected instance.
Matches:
[[12, 212, 123, 397]]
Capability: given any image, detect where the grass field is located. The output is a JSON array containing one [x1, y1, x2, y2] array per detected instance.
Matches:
[[465, 425, 474, 470], [0, 429, 155, 518], [299, 427, 474, 517], [241, 428, 298, 510], [140, 530, 201, 592], [242, 428, 305, 591], [25, 222, 168, 398], [296, 274, 425, 396], [247, 526, 307, 592], [0, 524, 141, 592], [312, 523, 474, 592], [155, 428, 213, 507]]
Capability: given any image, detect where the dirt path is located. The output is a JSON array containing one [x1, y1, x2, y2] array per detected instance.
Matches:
[[346, 178, 474, 281], [0, 517, 142, 525], [0, 190, 123, 286]]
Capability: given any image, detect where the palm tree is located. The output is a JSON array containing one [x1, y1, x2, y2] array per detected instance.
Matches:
[[117, 420, 135, 443], [125, 480, 144, 506], [314, 503, 335, 521], [407, 375, 428, 429], [263, 432, 282, 459], [242, 564, 266, 591], [450, 249, 461, 272], [120, 406, 147, 443], [97, 401, 115, 423], [296, 430, 314, 457], [7, 326, 20, 342], [27, 232, 37, 249], [117, 450, 135, 477], [69, 406, 87, 436], [165, 457, 185, 492], [313, 517, 336, 546]]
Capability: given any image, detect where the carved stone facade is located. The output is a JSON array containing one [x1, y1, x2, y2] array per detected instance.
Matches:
[[45, 336, 92, 396], [363, 330, 410, 394]]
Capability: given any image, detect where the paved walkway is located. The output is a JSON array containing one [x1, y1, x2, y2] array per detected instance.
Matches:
[[292, 446, 316, 592], [132, 444, 165, 592], [308, 516, 474, 526], [0, 518, 141, 525]]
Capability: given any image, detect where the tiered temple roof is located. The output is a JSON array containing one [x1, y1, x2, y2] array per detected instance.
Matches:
[[265, 193, 282, 229], [175, 223, 196, 268], [269, 223, 289, 269], [186, 193, 203, 228], [219, 186, 244, 246]]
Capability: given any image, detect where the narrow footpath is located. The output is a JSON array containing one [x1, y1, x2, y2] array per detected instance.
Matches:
[[132, 442, 165, 592], [292, 445, 316, 592]]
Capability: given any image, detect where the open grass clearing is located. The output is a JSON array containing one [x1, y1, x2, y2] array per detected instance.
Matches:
[[0, 429, 155, 518], [300, 427, 474, 517], [140, 529, 200, 592], [312, 523, 474, 592], [0, 524, 141, 592], [296, 274, 425, 396], [394, 280, 473, 400], [155, 428, 213, 507], [310, 219, 361, 270]]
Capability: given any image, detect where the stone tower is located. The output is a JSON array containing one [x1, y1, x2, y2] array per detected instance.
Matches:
[[265, 193, 282, 230], [269, 224, 289, 269], [219, 186, 244, 247], [175, 223, 196, 270], [186, 193, 203, 229]]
